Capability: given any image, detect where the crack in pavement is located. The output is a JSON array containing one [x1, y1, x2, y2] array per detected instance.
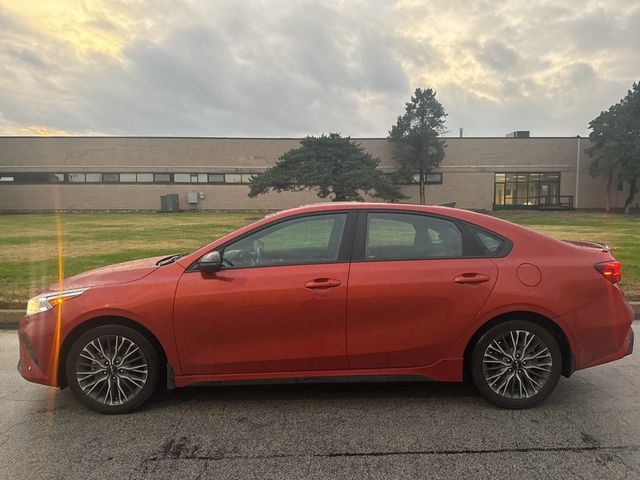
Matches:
[[140, 443, 640, 464]]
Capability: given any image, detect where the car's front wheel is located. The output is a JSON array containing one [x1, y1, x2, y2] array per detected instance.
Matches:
[[471, 320, 562, 409], [65, 324, 159, 414]]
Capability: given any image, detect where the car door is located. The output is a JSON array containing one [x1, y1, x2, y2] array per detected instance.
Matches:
[[173, 211, 355, 375], [346, 211, 499, 369]]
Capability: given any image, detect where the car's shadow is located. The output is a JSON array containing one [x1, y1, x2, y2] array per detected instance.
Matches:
[[143, 380, 482, 412]]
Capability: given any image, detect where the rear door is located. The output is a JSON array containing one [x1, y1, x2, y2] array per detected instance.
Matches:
[[346, 211, 499, 369]]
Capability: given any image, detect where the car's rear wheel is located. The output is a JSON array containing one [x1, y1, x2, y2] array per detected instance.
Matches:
[[471, 320, 562, 409], [65, 325, 159, 414]]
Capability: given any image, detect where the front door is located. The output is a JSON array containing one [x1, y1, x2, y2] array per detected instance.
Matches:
[[346, 211, 498, 369], [173, 212, 353, 375]]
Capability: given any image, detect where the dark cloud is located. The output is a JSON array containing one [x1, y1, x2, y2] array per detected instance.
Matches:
[[476, 40, 521, 72]]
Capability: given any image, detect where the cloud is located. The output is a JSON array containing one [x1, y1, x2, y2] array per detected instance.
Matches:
[[0, 0, 639, 138]]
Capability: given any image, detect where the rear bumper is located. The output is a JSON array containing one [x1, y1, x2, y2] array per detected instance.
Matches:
[[561, 291, 634, 371]]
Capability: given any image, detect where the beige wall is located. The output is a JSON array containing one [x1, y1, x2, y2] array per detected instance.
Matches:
[[0, 136, 628, 212]]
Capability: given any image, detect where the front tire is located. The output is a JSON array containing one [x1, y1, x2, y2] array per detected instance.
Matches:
[[65, 325, 159, 414], [471, 320, 562, 409]]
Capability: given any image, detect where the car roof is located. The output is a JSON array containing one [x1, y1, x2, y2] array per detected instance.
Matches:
[[271, 202, 488, 223]]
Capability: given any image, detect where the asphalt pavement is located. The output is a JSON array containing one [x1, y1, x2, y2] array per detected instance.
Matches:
[[1, 327, 638, 479]]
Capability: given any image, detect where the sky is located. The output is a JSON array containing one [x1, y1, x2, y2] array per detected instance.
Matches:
[[1, 0, 639, 138]]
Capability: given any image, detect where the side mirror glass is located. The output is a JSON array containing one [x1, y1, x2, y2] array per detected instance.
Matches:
[[198, 251, 222, 273]]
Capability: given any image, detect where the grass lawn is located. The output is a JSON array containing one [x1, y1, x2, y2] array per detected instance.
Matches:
[[0, 210, 638, 309]]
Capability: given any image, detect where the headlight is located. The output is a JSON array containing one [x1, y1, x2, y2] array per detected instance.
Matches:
[[26, 288, 88, 316]]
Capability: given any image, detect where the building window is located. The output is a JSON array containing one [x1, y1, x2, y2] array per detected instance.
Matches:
[[119, 173, 136, 183], [153, 173, 171, 183], [103, 173, 119, 183], [85, 173, 102, 183], [174, 173, 191, 183], [494, 172, 560, 207], [0, 171, 262, 185], [225, 173, 243, 183], [618, 174, 624, 191], [411, 173, 443, 185]]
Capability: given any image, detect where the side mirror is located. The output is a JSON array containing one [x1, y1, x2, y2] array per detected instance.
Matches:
[[198, 251, 222, 273]]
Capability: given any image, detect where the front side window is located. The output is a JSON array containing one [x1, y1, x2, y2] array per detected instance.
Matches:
[[222, 213, 348, 268], [365, 212, 462, 261]]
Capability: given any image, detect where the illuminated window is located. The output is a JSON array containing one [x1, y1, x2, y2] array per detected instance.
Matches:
[[494, 172, 560, 207]]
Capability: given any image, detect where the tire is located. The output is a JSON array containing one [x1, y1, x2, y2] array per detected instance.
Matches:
[[65, 324, 159, 414], [471, 320, 562, 409]]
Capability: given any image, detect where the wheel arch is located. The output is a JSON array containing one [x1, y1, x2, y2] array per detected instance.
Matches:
[[462, 311, 575, 382], [58, 315, 168, 389]]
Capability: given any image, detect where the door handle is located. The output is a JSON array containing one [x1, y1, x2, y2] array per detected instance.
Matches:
[[304, 278, 342, 289], [454, 273, 491, 284]]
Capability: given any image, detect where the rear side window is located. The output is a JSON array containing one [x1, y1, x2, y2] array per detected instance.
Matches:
[[365, 212, 463, 260]]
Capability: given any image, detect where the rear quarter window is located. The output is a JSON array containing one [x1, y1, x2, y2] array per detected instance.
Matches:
[[471, 227, 507, 256]]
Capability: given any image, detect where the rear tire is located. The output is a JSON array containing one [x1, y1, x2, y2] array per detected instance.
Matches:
[[471, 320, 561, 409], [65, 324, 159, 414]]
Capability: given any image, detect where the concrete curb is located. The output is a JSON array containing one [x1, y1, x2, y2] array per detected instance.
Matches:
[[0, 310, 23, 328], [2, 303, 640, 329]]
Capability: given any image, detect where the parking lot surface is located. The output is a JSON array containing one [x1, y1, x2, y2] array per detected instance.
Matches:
[[1, 327, 638, 479]]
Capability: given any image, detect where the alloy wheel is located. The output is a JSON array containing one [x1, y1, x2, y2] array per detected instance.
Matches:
[[481, 329, 552, 399], [75, 335, 149, 406]]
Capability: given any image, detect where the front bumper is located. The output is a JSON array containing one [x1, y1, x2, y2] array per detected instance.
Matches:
[[17, 311, 59, 387]]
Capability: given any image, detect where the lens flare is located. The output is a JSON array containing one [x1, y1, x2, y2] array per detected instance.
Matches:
[[47, 210, 64, 408]]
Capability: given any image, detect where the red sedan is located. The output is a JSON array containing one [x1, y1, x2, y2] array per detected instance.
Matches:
[[18, 203, 634, 413]]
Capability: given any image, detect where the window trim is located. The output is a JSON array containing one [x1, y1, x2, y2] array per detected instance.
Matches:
[[352, 209, 512, 263], [186, 210, 358, 272]]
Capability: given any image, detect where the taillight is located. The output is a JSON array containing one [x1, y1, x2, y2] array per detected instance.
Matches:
[[594, 261, 622, 284]]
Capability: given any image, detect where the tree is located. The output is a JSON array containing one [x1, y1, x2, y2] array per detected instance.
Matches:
[[248, 133, 404, 202], [586, 103, 625, 212], [388, 88, 447, 204], [588, 82, 640, 214]]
